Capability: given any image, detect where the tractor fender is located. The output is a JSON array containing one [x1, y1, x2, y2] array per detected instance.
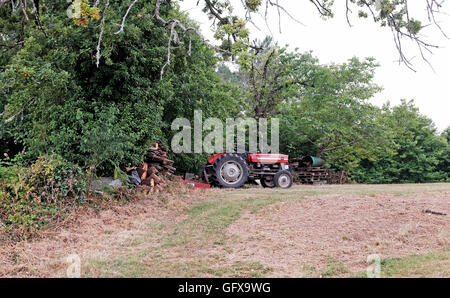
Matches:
[[208, 153, 226, 165]]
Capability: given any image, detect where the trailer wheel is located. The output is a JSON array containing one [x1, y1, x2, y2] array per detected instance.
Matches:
[[260, 176, 275, 188], [274, 170, 293, 189], [212, 154, 249, 188]]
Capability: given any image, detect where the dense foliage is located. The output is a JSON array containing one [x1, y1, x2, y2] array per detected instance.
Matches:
[[1, 1, 447, 181], [0, 1, 242, 174], [0, 155, 86, 239], [350, 101, 449, 183]]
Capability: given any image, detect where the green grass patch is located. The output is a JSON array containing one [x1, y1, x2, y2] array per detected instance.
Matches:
[[348, 249, 450, 278], [302, 264, 317, 277], [87, 253, 272, 278], [380, 249, 450, 277], [321, 257, 349, 277], [164, 196, 278, 247]]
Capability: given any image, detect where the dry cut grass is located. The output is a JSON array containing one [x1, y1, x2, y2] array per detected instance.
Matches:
[[0, 182, 449, 277]]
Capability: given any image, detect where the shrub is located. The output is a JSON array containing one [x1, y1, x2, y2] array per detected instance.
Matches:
[[0, 155, 86, 239]]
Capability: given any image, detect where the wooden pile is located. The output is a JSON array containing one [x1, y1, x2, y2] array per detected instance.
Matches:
[[126, 141, 176, 193], [290, 157, 348, 185], [327, 170, 349, 184], [292, 167, 349, 185], [293, 167, 329, 184]]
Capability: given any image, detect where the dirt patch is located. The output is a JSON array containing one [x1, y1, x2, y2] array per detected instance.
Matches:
[[225, 192, 450, 277]]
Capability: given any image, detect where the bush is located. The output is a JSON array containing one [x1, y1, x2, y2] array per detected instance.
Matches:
[[0, 155, 86, 239]]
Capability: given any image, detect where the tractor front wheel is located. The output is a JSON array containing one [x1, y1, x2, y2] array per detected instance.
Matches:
[[274, 170, 293, 189], [212, 154, 249, 188]]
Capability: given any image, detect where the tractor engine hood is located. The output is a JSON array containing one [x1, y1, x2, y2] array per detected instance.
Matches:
[[247, 154, 289, 164]]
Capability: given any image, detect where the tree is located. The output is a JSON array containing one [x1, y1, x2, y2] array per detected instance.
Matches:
[[0, 1, 241, 174], [278, 56, 388, 172], [241, 37, 318, 120], [441, 126, 450, 144], [351, 100, 448, 183], [161, 41, 244, 173], [437, 126, 450, 180]]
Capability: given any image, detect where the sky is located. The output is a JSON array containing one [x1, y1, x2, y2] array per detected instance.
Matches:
[[179, 0, 450, 132]]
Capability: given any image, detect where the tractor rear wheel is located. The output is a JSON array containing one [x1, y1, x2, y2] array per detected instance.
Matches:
[[274, 170, 293, 189], [212, 153, 249, 188]]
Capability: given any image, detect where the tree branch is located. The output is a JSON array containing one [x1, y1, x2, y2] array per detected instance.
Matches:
[[32, 0, 47, 38], [154, 0, 231, 79], [96, 0, 110, 68], [19, 0, 29, 21], [115, 0, 138, 35], [0, 41, 24, 48]]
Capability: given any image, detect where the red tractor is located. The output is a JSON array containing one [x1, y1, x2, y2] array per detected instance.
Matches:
[[202, 152, 293, 189]]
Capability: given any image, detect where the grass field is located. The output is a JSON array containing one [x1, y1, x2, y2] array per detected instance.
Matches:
[[1, 183, 449, 277]]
